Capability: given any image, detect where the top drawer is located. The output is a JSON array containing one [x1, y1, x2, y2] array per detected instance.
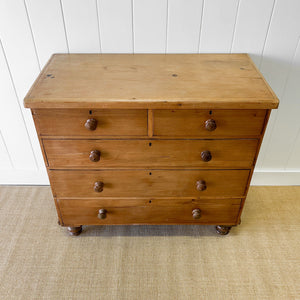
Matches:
[[33, 109, 148, 136], [153, 109, 266, 137]]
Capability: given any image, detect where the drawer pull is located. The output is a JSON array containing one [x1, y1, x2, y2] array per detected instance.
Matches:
[[94, 181, 104, 192], [89, 150, 101, 162], [98, 209, 107, 219], [196, 180, 207, 191], [205, 119, 217, 131], [85, 118, 98, 131], [201, 150, 212, 162], [192, 208, 201, 219]]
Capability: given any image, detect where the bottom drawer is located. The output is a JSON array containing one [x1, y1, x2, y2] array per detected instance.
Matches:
[[58, 198, 241, 226]]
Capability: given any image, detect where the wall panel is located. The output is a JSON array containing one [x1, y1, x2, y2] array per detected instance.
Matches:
[[133, 0, 168, 53], [61, 0, 101, 53], [199, 0, 239, 53], [25, 0, 69, 66], [98, 0, 133, 53], [167, 0, 203, 53]]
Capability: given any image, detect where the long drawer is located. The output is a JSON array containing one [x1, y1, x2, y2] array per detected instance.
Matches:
[[44, 139, 258, 169], [49, 169, 250, 198], [33, 109, 148, 136], [58, 198, 241, 225], [153, 109, 266, 137]]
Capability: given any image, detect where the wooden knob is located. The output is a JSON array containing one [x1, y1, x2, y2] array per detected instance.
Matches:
[[205, 119, 217, 131], [201, 150, 212, 162], [98, 209, 107, 219], [85, 118, 98, 131], [196, 180, 207, 191], [89, 150, 101, 162], [192, 208, 201, 220], [94, 181, 104, 193]]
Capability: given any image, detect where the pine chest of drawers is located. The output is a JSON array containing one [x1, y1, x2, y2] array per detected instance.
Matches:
[[24, 54, 278, 236]]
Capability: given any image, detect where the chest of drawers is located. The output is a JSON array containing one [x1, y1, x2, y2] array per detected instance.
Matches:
[[24, 54, 278, 236]]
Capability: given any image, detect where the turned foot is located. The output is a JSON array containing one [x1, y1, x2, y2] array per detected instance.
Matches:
[[67, 226, 82, 236], [216, 225, 232, 235]]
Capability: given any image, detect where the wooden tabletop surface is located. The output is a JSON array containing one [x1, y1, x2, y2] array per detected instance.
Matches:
[[24, 54, 279, 109]]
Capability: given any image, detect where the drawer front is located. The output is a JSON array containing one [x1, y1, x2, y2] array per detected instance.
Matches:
[[44, 139, 258, 168], [153, 109, 266, 137], [58, 198, 241, 225], [33, 109, 147, 136], [49, 169, 250, 198]]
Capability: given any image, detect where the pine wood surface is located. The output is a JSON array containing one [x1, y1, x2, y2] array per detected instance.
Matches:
[[58, 198, 240, 226], [33, 109, 148, 136], [43, 139, 258, 169], [153, 109, 266, 137], [24, 54, 279, 109], [49, 169, 250, 198]]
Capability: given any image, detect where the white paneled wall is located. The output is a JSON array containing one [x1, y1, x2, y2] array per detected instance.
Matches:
[[0, 0, 299, 185]]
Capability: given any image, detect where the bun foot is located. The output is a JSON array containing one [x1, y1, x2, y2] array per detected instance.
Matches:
[[216, 225, 232, 235], [67, 226, 82, 236]]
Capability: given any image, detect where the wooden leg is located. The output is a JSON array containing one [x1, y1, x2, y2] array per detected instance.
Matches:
[[216, 225, 232, 235], [67, 226, 82, 236]]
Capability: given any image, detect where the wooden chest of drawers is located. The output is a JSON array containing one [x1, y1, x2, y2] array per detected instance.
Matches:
[[24, 54, 278, 236]]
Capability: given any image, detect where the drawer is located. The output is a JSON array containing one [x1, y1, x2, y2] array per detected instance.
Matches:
[[58, 198, 241, 225], [33, 109, 147, 136], [49, 169, 250, 198], [153, 109, 266, 137], [44, 139, 258, 169]]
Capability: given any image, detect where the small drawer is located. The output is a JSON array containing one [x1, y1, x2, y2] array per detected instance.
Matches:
[[58, 198, 241, 225], [49, 169, 250, 198], [153, 109, 266, 137], [44, 139, 258, 169], [33, 109, 147, 136]]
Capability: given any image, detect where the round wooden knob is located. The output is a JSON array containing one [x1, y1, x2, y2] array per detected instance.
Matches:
[[201, 150, 212, 162], [85, 118, 98, 131], [196, 180, 207, 191], [89, 150, 101, 162], [205, 119, 217, 131], [94, 181, 104, 192], [192, 208, 201, 220], [98, 209, 107, 219]]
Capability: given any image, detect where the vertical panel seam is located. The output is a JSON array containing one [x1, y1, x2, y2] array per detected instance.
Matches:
[[197, 0, 205, 53], [165, 0, 169, 53], [95, 0, 102, 53], [0, 39, 39, 169], [59, 0, 70, 53], [23, 0, 41, 70], [0, 130, 14, 169], [259, 0, 276, 68], [131, 0, 135, 53], [230, 0, 241, 53]]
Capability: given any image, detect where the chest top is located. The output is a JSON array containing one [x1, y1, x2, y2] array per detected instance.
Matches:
[[24, 54, 278, 110]]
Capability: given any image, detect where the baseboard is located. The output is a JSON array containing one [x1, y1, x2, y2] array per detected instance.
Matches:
[[0, 170, 299, 186], [0, 169, 49, 185], [251, 170, 300, 185]]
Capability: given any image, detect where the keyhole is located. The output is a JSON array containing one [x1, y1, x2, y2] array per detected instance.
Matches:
[[89, 110, 92, 115], [149, 142, 152, 147], [209, 110, 212, 115]]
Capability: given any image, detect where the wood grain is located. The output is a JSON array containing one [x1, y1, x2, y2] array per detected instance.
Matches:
[[24, 54, 279, 109], [58, 198, 241, 225], [43, 139, 258, 169], [33, 109, 147, 136], [49, 169, 250, 198], [154, 109, 267, 137]]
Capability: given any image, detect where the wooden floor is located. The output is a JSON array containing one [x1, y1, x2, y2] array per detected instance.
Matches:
[[0, 186, 299, 299]]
